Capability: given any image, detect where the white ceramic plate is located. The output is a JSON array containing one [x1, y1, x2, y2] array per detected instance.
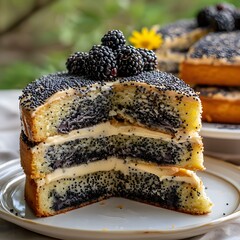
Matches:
[[0, 157, 240, 240], [201, 122, 240, 139]]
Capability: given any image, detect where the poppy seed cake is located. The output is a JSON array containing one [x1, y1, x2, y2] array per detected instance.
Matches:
[[20, 31, 212, 217], [19, 71, 212, 217]]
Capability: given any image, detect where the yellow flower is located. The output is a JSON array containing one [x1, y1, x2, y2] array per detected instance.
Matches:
[[129, 27, 163, 50]]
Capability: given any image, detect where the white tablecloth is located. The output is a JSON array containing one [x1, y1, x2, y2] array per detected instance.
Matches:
[[0, 90, 239, 240]]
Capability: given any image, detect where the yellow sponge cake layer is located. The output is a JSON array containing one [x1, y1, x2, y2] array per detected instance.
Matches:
[[20, 71, 202, 142]]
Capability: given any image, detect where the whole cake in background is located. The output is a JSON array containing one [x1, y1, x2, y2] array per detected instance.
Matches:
[[180, 31, 240, 123], [155, 2, 240, 75], [179, 3, 240, 124], [152, 2, 240, 124], [19, 30, 212, 217]]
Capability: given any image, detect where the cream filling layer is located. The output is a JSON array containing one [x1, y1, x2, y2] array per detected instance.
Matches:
[[32, 121, 201, 153], [39, 157, 201, 187]]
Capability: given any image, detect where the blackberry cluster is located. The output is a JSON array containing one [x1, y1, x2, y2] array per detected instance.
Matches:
[[66, 52, 88, 75], [197, 2, 240, 31], [65, 30, 158, 80]]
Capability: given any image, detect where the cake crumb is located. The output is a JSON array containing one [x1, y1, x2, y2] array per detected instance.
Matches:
[[116, 204, 124, 209], [101, 228, 109, 231], [99, 201, 106, 206]]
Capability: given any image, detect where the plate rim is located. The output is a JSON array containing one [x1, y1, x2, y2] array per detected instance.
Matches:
[[0, 157, 240, 238], [201, 122, 240, 139]]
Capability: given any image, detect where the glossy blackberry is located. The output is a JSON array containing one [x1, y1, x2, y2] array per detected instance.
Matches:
[[197, 6, 216, 27], [138, 48, 157, 71], [211, 11, 235, 31], [101, 30, 126, 50], [117, 46, 144, 77], [87, 45, 117, 80], [66, 52, 88, 75]]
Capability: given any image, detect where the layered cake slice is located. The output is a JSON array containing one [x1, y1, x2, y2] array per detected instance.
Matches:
[[20, 71, 204, 172], [20, 30, 212, 217]]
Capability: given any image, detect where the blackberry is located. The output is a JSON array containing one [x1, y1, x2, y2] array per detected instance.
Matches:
[[197, 6, 216, 27], [87, 45, 117, 81], [234, 10, 240, 29], [211, 11, 235, 31], [117, 46, 144, 77], [66, 52, 88, 75], [101, 30, 126, 50], [137, 48, 157, 71]]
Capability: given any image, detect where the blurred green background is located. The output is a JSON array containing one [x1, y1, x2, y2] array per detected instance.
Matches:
[[0, 0, 239, 89]]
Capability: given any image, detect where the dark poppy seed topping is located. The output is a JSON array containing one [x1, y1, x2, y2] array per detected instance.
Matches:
[[101, 30, 126, 50], [20, 71, 198, 111], [19, 72, 99, 110], [158, 19, 198, 39], [189, 31, 240, 60]]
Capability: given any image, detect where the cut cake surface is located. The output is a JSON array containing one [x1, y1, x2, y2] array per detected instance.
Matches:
[[20, 70, 211, 217]]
